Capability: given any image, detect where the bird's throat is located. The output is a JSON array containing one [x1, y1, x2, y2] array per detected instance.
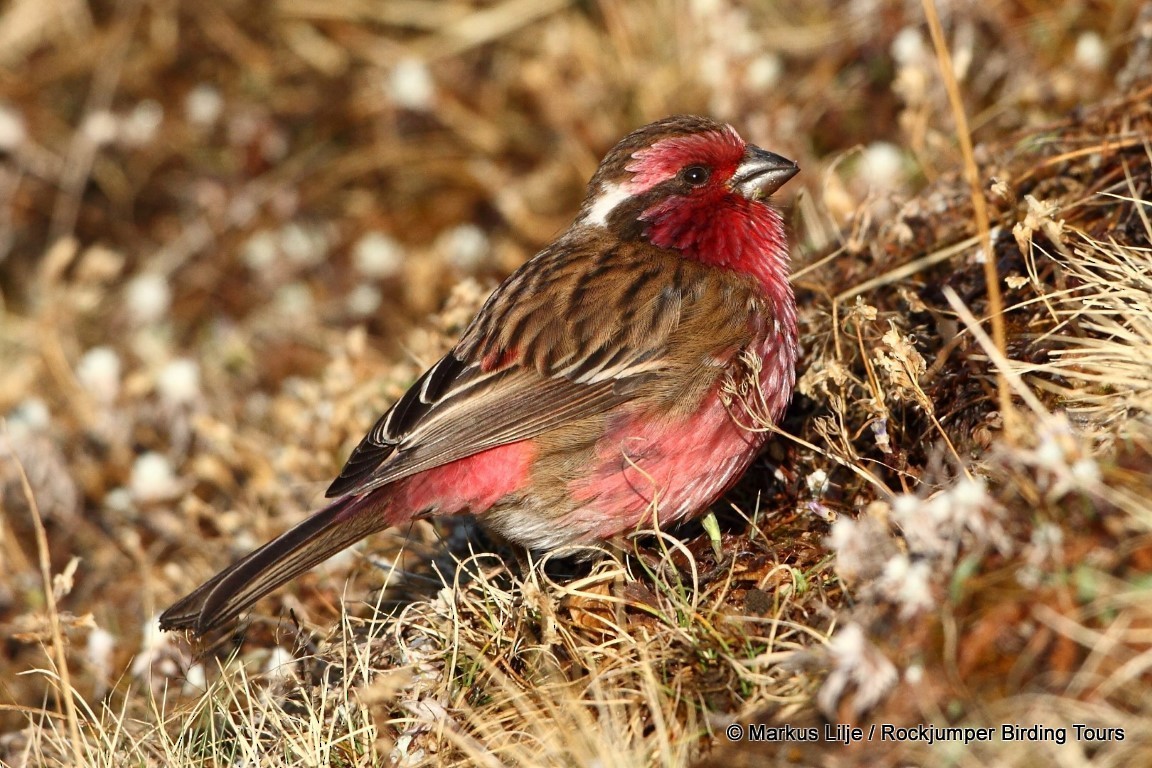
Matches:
[[641, 194, 792, 305]]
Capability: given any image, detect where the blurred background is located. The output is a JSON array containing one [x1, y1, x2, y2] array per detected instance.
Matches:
[[0, 0, 1147, 756]]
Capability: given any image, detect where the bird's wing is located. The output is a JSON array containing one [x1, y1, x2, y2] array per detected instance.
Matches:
[[325, 236, 766, 498]]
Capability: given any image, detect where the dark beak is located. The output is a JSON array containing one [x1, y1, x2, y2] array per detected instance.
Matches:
[[730, 145, 799, 200]]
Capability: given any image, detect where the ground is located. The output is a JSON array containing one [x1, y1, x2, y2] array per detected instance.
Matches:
[[1, 1, 1151, 766]]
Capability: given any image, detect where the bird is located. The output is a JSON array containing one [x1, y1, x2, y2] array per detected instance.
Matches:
[[159, 115, 799, 634]]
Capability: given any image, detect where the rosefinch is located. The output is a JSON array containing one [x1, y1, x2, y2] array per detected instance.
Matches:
[[161, 115, 799, 634]]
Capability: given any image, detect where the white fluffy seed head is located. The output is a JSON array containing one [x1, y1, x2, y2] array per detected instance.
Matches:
[[1074, 31, 1107, 72], [347, 283, 382, 317], [82, 110, 120, 146], [857, 142, 906, 191], [242, 230, 279, 271], [826, 515, 858, 554], [388, 58, 434, 110], [8, 398, 50, 435], [352, 231, 404, 278], [130, 452, 181, 502], [185, 83, 224, 127], [0, 103, 27, 150], [892, 558, 934, 616], [806, 468, 830, 495], [275, 283, 315, 317], [890, 492, 922, 519], [1034, 435, 1067, 473], [157, 359, 201, 405], [77, 347, 122, 404], [279, 223, 329, 267], [86, 627, 116, 681], [126, 273, 172, 323], [437, 224, 489, 271], [264, 646, 298, 682], [121, 100, 163, 146], [183, 663, 206, 692], [891, 27, 928, 66], [1070, 457, 1100, 485], [947, 475, 987, 516], [745, 54, 783, 91]]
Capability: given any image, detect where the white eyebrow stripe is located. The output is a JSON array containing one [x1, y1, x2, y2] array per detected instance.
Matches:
[[580, 181, 632, 227]]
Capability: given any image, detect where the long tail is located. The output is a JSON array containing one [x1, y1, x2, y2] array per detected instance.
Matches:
[[159, 494, 389, 635]]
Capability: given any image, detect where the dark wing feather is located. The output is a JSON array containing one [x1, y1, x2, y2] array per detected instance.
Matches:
[[326, 234, 763, 499], [159, 494, 377, 633], [325, 354, 468, 497], [325, 364, 633, 497]]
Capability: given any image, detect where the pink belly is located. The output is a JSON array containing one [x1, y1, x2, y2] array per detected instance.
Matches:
[[563, 393, 764, 540], [561, 331, 793, 543]]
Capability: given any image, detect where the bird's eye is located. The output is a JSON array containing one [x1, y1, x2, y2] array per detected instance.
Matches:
[[681, 165, 710, 186]]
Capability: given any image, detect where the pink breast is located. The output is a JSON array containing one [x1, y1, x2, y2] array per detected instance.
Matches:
[[564, 330, 794, 542], [563, 392, 761, 540]]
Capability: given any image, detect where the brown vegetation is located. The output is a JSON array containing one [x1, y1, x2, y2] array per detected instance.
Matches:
[[2, 1, 1150, 765]]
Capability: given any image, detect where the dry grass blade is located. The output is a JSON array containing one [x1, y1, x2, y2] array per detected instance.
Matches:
[[922, 0, 1012, 433], [9, 443, 85, 767]]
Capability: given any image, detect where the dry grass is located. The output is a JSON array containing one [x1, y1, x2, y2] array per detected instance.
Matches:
[[3, 0, 1152, 766]]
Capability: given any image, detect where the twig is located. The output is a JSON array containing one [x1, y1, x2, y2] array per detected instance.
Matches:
[[12, 435, 86, 766], [921, 0, 1014, 434], [48, 0, 144, 243]]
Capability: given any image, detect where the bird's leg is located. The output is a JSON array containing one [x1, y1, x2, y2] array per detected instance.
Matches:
[[508, 544, 534, 582]]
